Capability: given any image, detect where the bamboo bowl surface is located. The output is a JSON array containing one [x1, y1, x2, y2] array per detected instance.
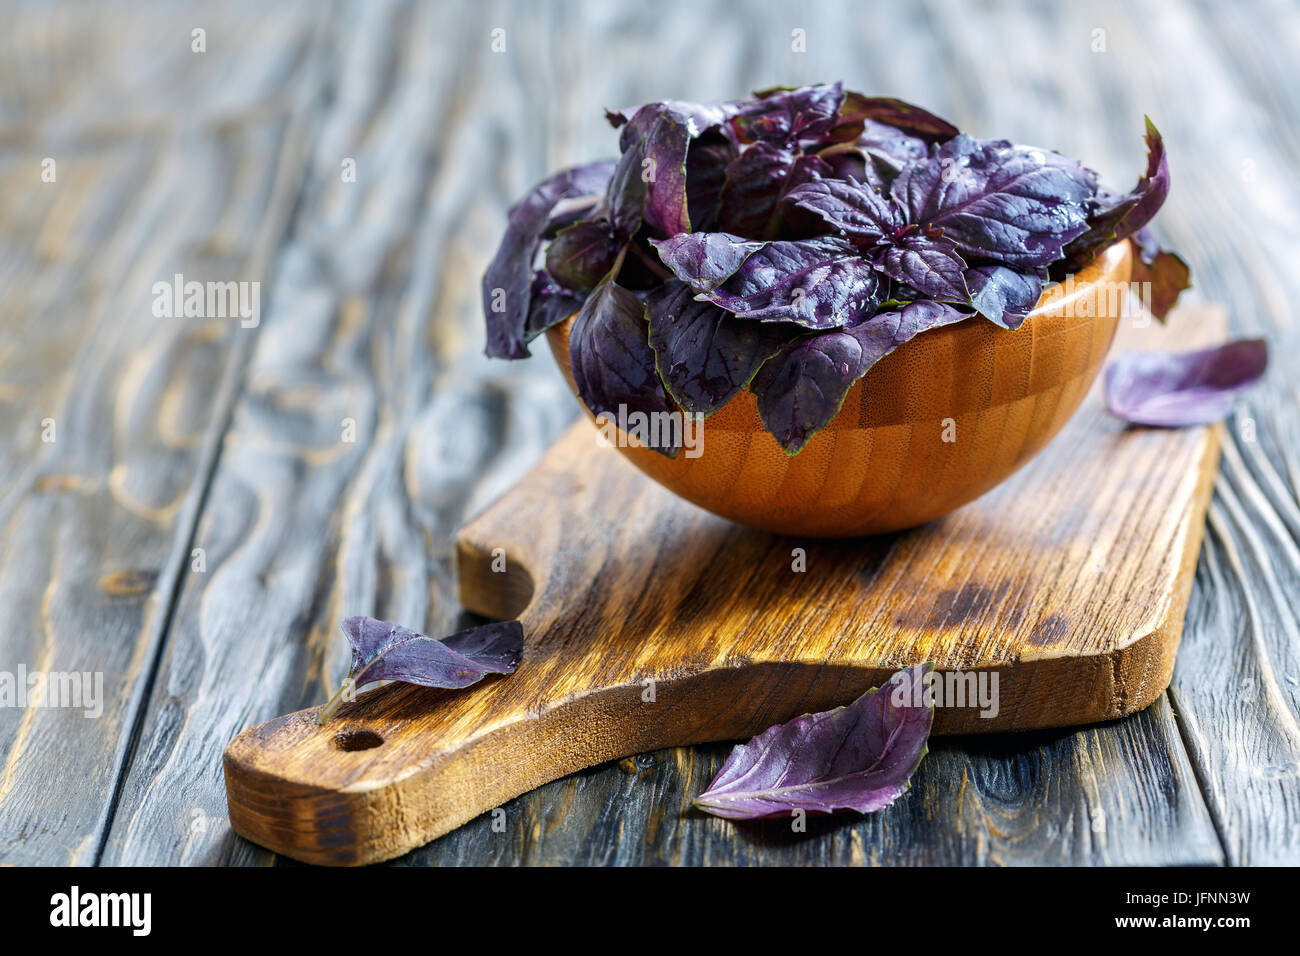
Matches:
[[547, 240, 1132, 536]]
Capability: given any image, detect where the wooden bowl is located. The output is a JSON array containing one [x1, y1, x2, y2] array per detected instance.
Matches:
[[546, 240, 1131, 537]]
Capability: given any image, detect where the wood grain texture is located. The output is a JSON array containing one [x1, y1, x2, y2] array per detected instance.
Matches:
[[221, 303, 1222, 865], [2, 0, 1295, 867], [96, 0, 583, 867], [0, 1, 322, 865]]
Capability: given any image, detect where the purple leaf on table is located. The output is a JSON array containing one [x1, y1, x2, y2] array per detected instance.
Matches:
[[1104, 339, 1268, 427], [694, 664, 934, 820]]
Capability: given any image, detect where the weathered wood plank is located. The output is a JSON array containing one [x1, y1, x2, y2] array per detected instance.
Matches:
[[0, 1, 323, 865], [97, 0, 589, 865], [1081, 0, 1300, 866]]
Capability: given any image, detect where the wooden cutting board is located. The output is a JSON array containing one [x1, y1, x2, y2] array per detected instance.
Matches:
[[224, 306, 1225, 865]]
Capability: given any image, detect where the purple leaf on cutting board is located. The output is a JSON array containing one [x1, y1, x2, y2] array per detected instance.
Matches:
[[343, 616, 523, 690], [1104, 339, 1268, 427], [694, 664, 934, 820]]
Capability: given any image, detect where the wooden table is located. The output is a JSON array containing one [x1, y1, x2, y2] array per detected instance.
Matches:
[[1, 0, 1295, 867]]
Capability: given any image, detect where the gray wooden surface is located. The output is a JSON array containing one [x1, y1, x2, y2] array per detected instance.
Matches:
[[0, 0, 1295, 866]]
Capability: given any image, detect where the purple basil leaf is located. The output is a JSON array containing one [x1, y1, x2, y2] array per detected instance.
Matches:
[[482, 160, 616, 359], [820, 149, 872, 187], [545, 219, 623, 292], [830, 92, 960, 145], [694, 664, 934, 820], [966, 264, 1044, 329], [605, 103, 694, 240], [730, 82, 845, 147], [1064, 118, 1170, 268], [569, 268, 680, 455], [685, 129, 736, 232], [646, 279, 789, 415], [893, 136, 1094, 268], [857, 118, 932, 172], [786, 177, 903, 244], [651, 231, 766, 294], [819, 119, 934, 190], [751, 300, 968, 453], [607, 99, 737, 140], [706, 236, 883, 329], [524, 270, 584, 339], [717, 143, 831, 239], [1105, 339, 1266, 427], [869, 233, 970, 302], [1130, 247, 1191, 320], [342, 616, 523, 690]]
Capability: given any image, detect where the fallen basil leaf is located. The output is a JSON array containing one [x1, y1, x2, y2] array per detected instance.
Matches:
[[482, 160, 616, 359], [694, 664, 934, 820], [1105, 338, 1267, 427], [752, 301, 967, 453], [646, 279, 788, 415], [318, 616, 523, 724]]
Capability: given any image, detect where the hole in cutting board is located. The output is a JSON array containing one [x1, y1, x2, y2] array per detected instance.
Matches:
[[333, 728, 383, 751]]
